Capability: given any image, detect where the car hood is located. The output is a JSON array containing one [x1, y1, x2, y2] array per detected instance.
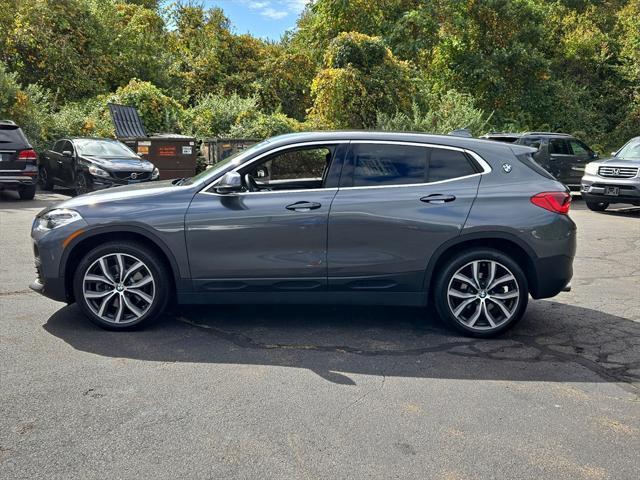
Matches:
[[45, 180, 184, 214], [81, 155, 155, 171], [590, 157, 640, 168]]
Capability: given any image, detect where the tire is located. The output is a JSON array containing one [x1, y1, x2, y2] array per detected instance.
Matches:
[[18, 184, 36, 200], [433, 249, 529, 338], [586, 200, 608, 212], [74, 172, 92, 196], [73, 241, 171, 330], [39, 165, 54, 190]]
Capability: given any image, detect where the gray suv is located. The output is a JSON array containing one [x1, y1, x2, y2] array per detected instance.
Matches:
[[581, 136, 640, 211], [30, 132, 576, 337]]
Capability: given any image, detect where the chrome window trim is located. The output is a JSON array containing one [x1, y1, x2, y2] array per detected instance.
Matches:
[[199, 139, 492, 196], [199, 140, 348, 196]]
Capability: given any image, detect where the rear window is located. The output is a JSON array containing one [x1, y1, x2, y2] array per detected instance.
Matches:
[[516, 152, 556, 180], [0, 125, 30, 147]]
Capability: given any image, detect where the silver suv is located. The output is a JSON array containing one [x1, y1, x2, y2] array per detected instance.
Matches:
[[581, 137, 640, 211]]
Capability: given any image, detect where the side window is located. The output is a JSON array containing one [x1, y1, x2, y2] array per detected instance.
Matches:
[[549, 139, 571, 155], [428, 148, 477, 182], [62, 140, 74, 154], [241, 146, 334, 191], [351, 144, 427, 186], [569, 140, 590, 156], [52, 140, 64, 153], [521, 137, 541, 149]]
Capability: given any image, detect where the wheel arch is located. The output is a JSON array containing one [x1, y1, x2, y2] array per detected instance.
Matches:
[[61, 226, 181, 303], [423, 232, 539, 301]]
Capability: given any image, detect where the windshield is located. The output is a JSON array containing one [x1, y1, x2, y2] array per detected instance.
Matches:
[[75, 139, 138, 157], [616, 139, 640, 160], [181, 139, 271, 186]]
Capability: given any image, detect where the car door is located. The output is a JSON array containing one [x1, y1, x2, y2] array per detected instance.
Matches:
[[567, 138, 595, 184], [548, 138, 576, 185], [184, 142, 347, 295], [46, 140, 65, 184], [327, 141, 483, 298], [59, 140, 76, 185]]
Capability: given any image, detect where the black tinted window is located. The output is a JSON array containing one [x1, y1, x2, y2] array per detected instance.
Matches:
[[52, 140, 63, 153], [549, 139, 571, 155], [428, 148, 477, 182], [0, 125, 28, 146], [352, 144, 427, 186]]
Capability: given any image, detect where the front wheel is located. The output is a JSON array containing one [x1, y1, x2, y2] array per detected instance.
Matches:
[[73, 242, 171, 330], [74, 172, 92, 196], [586, 200, 608, 212], [434, 249, 529, 338]]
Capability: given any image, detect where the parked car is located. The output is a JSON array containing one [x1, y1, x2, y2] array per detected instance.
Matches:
[[0, 120, 38, 200], [39, 137, 159, 194], [581, 136, 640, 211], [483, 132, 598, 189], [30, 132, 576, 337]]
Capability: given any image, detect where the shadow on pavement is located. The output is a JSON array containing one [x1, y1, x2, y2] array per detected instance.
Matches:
[[43, 300, 640, 388]]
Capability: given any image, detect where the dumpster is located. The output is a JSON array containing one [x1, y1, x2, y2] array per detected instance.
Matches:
[[202, 138, 259, 166], [108, 103, 197, 180]]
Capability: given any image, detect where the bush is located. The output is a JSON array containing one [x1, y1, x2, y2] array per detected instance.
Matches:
[[228, 111, 302, 139], [186, 93, 258, 137], [376, 90, 491, 135]]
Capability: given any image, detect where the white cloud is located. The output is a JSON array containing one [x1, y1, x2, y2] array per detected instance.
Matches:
[[261, 7, 289, 20], [247, 1, 271, 9], [283, 0, 310, 13]]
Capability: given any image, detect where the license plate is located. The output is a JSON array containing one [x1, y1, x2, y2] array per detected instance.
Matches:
[[605, 186, 619, 196]]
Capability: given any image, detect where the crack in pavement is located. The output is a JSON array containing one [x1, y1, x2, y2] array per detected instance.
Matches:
[[176, 317, 640, 396]]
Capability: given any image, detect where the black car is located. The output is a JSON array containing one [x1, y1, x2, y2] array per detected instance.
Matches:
[[483, 132, 598, 189], [0, 120, 38, 200], [39, 138, 159, 194]]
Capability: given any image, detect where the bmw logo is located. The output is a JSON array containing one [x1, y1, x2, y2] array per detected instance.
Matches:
[[502, 163, 512, 173]]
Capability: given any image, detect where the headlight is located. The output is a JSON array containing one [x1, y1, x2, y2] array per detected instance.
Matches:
[[151, 167, 160, 180], [585, 163, 599, 175], [88, 165, 110, 178], [36, 208, 83, 231]]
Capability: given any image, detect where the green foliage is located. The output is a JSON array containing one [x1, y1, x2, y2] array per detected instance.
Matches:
[[376, 91, 491, 136], [186, 94, 258, 137], [310, 33, 414, 128], [0, 0, 637, 154]]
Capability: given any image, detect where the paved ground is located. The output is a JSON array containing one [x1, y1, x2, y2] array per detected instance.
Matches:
[[1, 189, 639, 480]]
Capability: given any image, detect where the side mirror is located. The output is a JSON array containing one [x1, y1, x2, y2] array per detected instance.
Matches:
[[592, 152, 599, 159], [62, 150, 73, 157], [215, 171, 242, 194], [611, 151, 617, 157]]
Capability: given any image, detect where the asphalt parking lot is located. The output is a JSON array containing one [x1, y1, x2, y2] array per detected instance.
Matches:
[[1, 190, 639, 479]]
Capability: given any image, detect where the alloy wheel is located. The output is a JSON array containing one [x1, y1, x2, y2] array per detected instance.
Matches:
[[447, 260, 520, 331], [82, 253, 155, 324]]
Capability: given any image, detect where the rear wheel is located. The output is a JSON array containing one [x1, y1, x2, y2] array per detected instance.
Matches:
[[434, 249, 528, 337], [586, 200, 608, 212], [18, 184, 36, 200], [73, 242, 170, 330]]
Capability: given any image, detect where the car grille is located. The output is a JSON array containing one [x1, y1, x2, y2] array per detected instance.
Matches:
[[598, 166, 638, 178], [111, 171, 151, 181]]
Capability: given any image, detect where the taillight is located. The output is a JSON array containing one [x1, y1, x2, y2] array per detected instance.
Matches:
[[531, 192, 571, 214], [18, 149, 38, 161]]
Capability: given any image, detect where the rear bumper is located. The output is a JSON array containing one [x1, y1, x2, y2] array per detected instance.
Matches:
[[530, 254, 574, 299], [0, 175, 37, 189]]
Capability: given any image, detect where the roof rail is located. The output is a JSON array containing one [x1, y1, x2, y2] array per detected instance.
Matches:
[[523, 131, 571, 136], [0, 119, 17, 125]]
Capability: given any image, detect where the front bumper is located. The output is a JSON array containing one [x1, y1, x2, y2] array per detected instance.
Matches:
[[89, 176, 156, 190], [581, 174, 640, 204]]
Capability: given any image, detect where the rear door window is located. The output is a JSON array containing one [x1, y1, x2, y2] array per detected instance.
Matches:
[[427, 148, 478, 182], [549, 139, 571, 155], [351, 143, 427, 187]]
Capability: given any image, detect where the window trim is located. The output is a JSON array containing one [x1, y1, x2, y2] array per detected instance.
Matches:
[[341, 140, 491, 190], [200, 140, 348, 196]]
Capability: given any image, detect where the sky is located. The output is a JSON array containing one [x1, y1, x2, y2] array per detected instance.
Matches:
[[202, 1, 310, 40]]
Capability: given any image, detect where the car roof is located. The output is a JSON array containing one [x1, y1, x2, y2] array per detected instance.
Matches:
[[521, 132, 572, 137], [263, 130, 536, 157], [68, 137, 121, 141]]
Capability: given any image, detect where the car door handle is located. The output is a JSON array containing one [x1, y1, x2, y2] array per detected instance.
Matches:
[[420, 194, 456, 204], [286, 201, 321, 212]]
